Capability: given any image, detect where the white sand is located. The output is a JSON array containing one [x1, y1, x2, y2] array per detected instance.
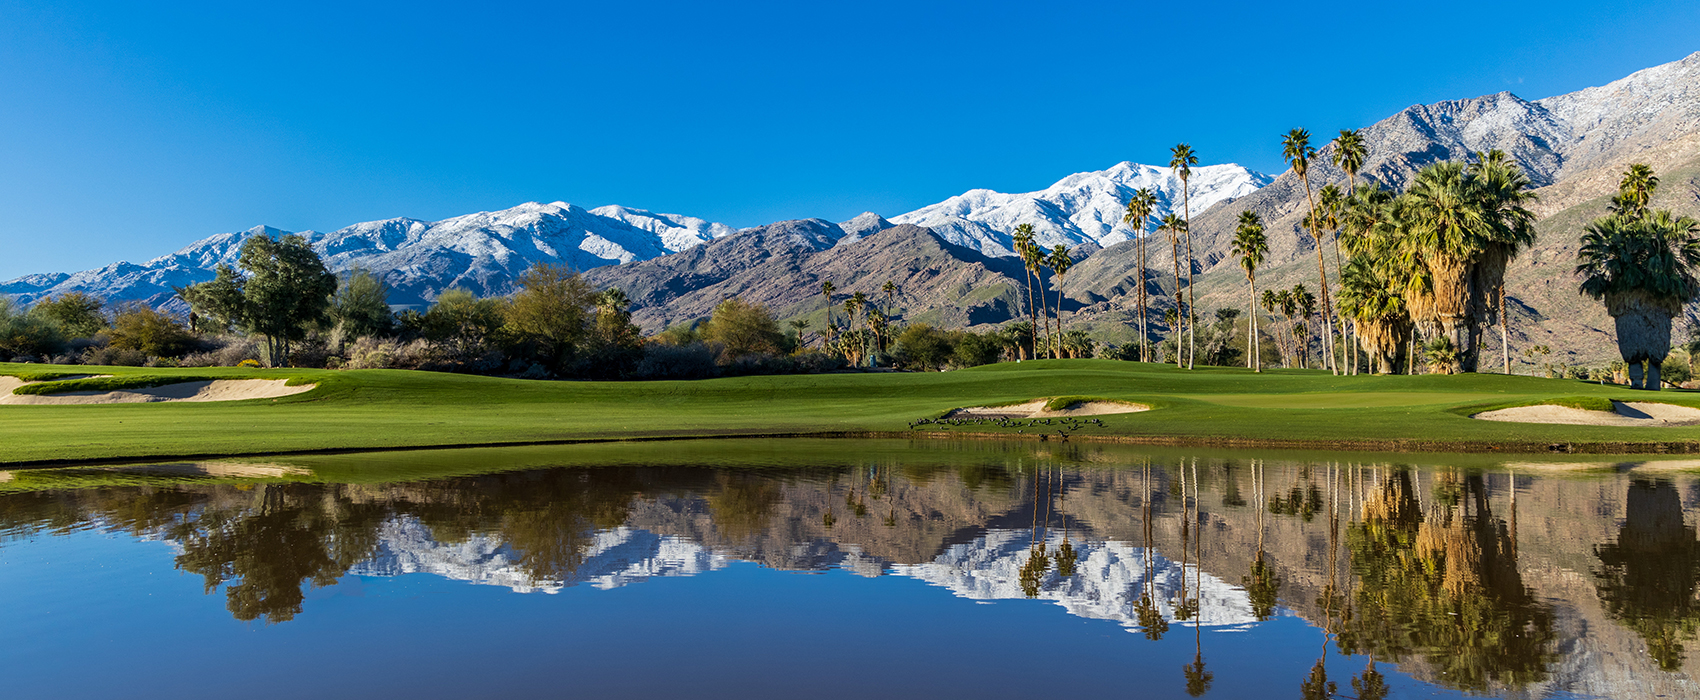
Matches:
[[1472, 400, 1700, 427], [0, 376, 314, 405], [949, 399, 1149, 419]]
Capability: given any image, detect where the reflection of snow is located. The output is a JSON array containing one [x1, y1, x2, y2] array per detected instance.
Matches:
[[893, 529, 1258, 630], [348, 521, 1257, 632], [351, 517, 727, 593]]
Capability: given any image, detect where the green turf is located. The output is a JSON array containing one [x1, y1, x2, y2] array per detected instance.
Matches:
[[4, 359, 1700, 465]]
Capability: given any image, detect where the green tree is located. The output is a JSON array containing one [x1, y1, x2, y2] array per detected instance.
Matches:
[[31, 292, 107, 338], [819, 280, 837, 347], [1013, 223, 1042, 359], [330, 268, 395, 340], [503, 264, 597, 370], [180, 234, 336, 366], [1231, 211, 1269, 371], [1171, 143, 1200, 369], [1123, 188, 1159, 361], [0, 296, 65, 359], [894, 323, 953, 370], [1469, 150, 1539, 375], [1403, 162, 1495, 372]]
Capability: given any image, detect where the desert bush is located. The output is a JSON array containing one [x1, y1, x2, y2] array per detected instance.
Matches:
[[0, 296, 66, 359], [31, 292, 108, 338], [82, 346, 148, 367], [700, 298, 785, 364], [1662, 355, 1693, 386], [179, 338, 261, 367], [108, 304, 196, 358]]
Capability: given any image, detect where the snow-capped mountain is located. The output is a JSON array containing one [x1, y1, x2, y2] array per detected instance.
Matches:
[[1, 202, 736, 308], [890, 162, 1272, 257]]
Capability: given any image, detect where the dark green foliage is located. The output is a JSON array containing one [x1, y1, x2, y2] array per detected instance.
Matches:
[[31, 292, 107, 338], [179, 234, 336, 366], [0, 296, 65, 359], [894, 323, 953, 370], [503, 264, 596, 370], [331, 268, 395, 339]]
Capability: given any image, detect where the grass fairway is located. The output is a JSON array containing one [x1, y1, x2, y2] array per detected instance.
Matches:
[[4, 359, 1700, 466]]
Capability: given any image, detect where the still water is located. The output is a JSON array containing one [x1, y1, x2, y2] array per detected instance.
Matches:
[[2, 439, 1698, 699]]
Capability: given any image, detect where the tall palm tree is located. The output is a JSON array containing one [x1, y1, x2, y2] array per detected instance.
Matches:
[[1284, 128, 1338, 374], [1171, 144, 1200, 369], [1469, 150, 1539, 374], [1013, 224, 1041, 360], [1261, 289, 1286, 367], [1318, 184, 1353, 373], [1293, 284, 1317, 368], [1161, 213, 1189, 368], [788, 318, 812, 349], [1577, 168, 1700, 389], [1340, 182, 1415, 373], [1613, 163, 1659, 221], [881, 280, 898, 322], [820, 280, 837, 346], [1048, 245, 1074, 359], [1232, 212, 1269, 371], [1124, 188, 1159, 362]]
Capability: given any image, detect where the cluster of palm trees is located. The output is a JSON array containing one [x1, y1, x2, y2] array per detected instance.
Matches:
[[817, 279, 902, 365], [1120, 145, 1204, 368], [1011, 223, 1078, 360], [1127, 125, 1542, 376], [1576, 164, 1700, 389]]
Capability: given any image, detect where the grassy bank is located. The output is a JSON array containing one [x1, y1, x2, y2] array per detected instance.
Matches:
[[4, 359, 1700, 466]]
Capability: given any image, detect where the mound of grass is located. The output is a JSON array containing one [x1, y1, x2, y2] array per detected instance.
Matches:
[[1455, 395, 1618, 416], [1042, 396, 1141, 411], [5, 370, 106, 383]]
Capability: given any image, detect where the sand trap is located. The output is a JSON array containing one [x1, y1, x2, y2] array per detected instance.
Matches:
[[0, 377, 314, 405], [949, 399, 1149, 419], [1473, 401, 1700, 427]]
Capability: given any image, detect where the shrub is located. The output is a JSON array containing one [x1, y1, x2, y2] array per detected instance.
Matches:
[[0, 297, 66, 359], [700, 298, 785, 364], [82, 346, 148, 367], [632, 342, 719, 379], [108, 305, 196, 358], [238, 359, 262, 368], [894, 324, 953, 370], [31, 292, 107, 338], [180, 338, 261, 367], [331, 268, 396, 339], [1662, 355, 1692, 386]]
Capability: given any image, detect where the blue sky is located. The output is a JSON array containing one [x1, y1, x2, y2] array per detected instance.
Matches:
[[1, 0, 1697, 279]]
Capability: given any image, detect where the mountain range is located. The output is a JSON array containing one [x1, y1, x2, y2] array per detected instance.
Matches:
[[7, 51, 1700, 364]]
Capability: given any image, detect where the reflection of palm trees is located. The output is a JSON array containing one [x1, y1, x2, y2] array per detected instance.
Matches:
[[1020, 463, 1051, 598], [1135, 460, 1169, 640], [1243, 459, 1282, 621], [1594, 478, 1700, 671], [1342, 468, 1556, 693], [1183, 458, 1212, 697]]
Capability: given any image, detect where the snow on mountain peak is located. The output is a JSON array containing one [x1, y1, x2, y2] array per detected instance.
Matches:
[[891, 161, 1271, 257]]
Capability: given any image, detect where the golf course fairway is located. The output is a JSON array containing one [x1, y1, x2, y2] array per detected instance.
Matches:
[[6, 359, 1700, 466]]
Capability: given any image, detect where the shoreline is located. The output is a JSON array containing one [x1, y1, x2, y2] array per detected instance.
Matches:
[[7, 428, 1699, 471]]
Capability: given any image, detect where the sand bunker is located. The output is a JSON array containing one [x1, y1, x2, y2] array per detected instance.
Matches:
[[949, 399, 1149, 419], [1473, 400, 1700, 427], [0, 376, 314, 405]]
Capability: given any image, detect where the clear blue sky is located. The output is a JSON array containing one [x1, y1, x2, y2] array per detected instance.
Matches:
[[2, 0, 1697, 279]]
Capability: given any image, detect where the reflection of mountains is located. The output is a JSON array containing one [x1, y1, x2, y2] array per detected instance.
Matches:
[[4, 451, 1699, 699], [351, 517, 1255, 629]]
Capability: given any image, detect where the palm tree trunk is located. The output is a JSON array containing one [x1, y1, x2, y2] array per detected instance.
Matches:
[[1055, 278, 1067, 360], [1139, 235, 1149, 362], [1247, 275, 1258, 371], [1500, 285, 1510, 374], [1184, 183, 1195, 370], [1298, 176, 1337, 375], [1172, 234, 1184, 368], [1024, 265, 1038, 360]]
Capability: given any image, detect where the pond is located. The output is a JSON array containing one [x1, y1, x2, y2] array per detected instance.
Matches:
[[2, 439, 1698, 699]]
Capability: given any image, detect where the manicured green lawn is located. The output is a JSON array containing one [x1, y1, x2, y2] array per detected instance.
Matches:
[[3, 359, 1698, 465]]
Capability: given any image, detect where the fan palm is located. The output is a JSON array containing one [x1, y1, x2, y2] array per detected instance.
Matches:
[[1160, 213, 1188, 368], [881, 280, 898, 321], [1124, 188, 1159, 361], [1401, 161, 1492, 371], [1284, 128, 1337, 374], [1577, 195, 1700, 389], [1469, 149, 1539, 374], [1318, 184, 1353, 372], [1231, 211, 1269, 371], [1012, 224, 1040, 359], [1048, 245, 1074, 359], [1171, 143, 1200, 369], [1612, 163, 1658, 221], [1261, 288, 1286, 367], [820, 280, 836, 345]]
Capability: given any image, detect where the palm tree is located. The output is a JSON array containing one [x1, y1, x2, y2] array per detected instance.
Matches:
[[1124, 188, 1159, 361], [1013, 224, 1041, 359], [1261, 289, 1286, 367], [1612, 163, 1659, 221], [881, 279, 898, 322], [1232, 212, 1269, 371], [820, 280, 837, 346], [788, 318, 812, 349], [1402, 161, 1492, 371], [1048, 245, 1074, 358], [1171, 144, 1200, 369], [1293, 284, 1317, 368], [1340, 182, 1416, 373], [1333, 128, 1369, 372], [1160, 213, 1188, 368], [1317, 184, 1354, 373], [1577, 174, 1700, 390], [1469, 149, 1539, 374], [1284, 128, 1338, 374]]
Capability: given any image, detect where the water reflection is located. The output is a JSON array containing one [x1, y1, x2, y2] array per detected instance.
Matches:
[[3, 445, 1700, 698]]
